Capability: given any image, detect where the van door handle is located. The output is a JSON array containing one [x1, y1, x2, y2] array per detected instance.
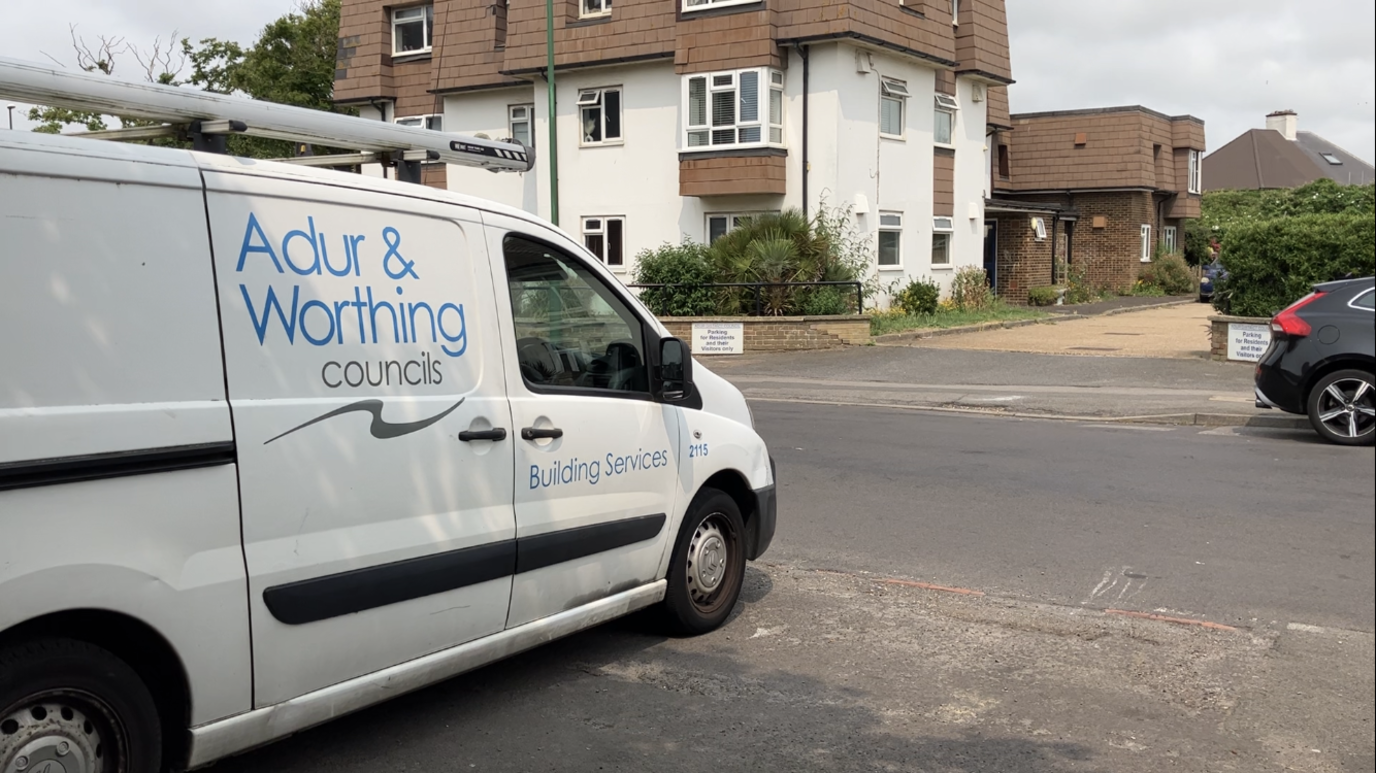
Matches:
[[459, 428, 508, 442], [521, 427, 564, 441]]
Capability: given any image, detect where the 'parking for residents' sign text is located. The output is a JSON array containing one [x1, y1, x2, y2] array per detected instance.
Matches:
[[1226, 323, 1271, 362], [692, 323, 744, 355]]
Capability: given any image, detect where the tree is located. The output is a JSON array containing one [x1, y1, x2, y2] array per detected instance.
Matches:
[[30, 1, 347, 159]]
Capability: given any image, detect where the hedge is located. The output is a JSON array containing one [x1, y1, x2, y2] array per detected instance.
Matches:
[[1217, 213, 1375, 317]]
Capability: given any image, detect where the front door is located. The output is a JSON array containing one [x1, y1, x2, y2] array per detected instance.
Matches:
[[983, 219, 998, 292], [484, 215, 681, 628], [206, 176, 517, 707]]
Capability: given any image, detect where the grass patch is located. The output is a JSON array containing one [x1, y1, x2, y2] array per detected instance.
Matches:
[[869, 302, 1050, 337]]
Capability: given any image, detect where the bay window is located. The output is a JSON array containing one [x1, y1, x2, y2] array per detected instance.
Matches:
[[684, 68, 784, 150]]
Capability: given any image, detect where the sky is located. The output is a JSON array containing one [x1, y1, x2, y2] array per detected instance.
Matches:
[[2, 0, 1374, 164]]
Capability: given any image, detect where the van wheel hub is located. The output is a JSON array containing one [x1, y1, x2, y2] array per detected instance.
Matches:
[[1, 698, 104, 773], [687, 517, 729, 600]]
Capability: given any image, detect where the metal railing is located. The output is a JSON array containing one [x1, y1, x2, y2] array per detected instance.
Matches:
[[624, 280, 864, 316]]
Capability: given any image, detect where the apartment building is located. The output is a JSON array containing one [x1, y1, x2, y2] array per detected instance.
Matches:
[[333, 0, 1013, 293], [985, 106, 1205, 301]]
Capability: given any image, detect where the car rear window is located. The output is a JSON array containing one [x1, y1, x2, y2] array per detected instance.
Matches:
[[1352, 289, 1375, 310]]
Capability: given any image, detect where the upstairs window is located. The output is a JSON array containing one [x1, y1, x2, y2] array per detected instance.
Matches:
[[578, 88, 622, 145], [683, 0, 756, 11], [685, 68, 784, 150], [392, 5, 434, 57], [880, 78, 908, 138], [934, 93, 958, 145], [509, 104, 533, 147], [581, 0, 612, 17], [1188, 149, 1202, 193], [395, 114, 443, 132]]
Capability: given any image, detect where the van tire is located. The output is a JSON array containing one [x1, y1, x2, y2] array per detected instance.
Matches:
[[0, 638, 162, 773], [661, 488, 747, 636]]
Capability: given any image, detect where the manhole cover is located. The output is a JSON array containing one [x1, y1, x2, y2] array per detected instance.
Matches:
[[1103, 332, 1144, 336], [1068, 346, 1121, 351]]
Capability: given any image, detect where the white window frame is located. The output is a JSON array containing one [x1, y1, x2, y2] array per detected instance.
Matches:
[[583, 216, 626, 269], [683, 67, 785, 151], [580, 0, 612, 18], [932, 217, 954, 267], [508, 104, 534, 147], [395, 114, 443, 132], [951, 0, 960, 25], [1140, 224, 1153, 262], [1162, 225, 1178, 253], [706, 211, 776, 244], [1031, 216, 1047, 241], [934, 94, 959, 146], [682, 0, 757, 12], [877, 212, 903, 269], [880, 78, 908, 139], [578, 87, 623, 146], [1187, 149, 1202, 194], [391, 5, 434, 57]]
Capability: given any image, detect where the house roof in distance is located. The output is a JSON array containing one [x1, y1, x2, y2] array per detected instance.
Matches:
[[1293, 132, 1375, 186]]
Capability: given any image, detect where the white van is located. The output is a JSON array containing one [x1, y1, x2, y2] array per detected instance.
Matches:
[[0, 129, 775, 773]]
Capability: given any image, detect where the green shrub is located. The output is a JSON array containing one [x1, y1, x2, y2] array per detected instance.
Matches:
[[893, 277, 940, 315], [632, 240, 719, 317], [1218, 213, 1375, 316], [950, 266, 992, 311], [1027, 286, 1060, 306], [800, 286, 853, 316], [1138, 253, 1195, 295]]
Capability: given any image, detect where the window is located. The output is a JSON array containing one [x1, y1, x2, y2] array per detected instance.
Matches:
[[1188, 149, 1202, 193], [392, 5, 434, 56], [1031, 217, 1047, 241], [1321, 153, 1343, 165], [395, 114, 443, 132], [582, 217, 625, 268], [685, 68, 784, 149], [509, 104, 533, 147], [706, 212, 776, 243], [503, 235, 647, 394], [581, 0, 612, 17], [1162, 225, 1178, 253], [880, 78, 908, 138], [1140, 224, 1152, 262], [683, 0, 756, 11], [932, 217, 954, 266], [1351, 290, 1374, 310], [578, 88, 622, 145], [951, 0, 959, 24], [997, 144, 1010, 179], [878, 212, 903, 268], [934, 94, 958, 145]]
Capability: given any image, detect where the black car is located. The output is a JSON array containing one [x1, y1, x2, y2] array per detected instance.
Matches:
[[1254, 277, 1375, 445]]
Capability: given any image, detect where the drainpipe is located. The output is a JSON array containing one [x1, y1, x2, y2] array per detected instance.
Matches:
[[798, 44, 810, 217], [545, 0, 560, 226]]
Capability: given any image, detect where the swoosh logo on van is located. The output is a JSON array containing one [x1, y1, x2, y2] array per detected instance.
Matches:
[[264, 398, 465, 445]]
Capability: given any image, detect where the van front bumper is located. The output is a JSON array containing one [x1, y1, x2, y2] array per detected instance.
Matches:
[[747, 457, 777, 560]]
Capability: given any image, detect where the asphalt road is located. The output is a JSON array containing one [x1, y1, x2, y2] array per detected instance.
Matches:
[[211, 404, 1374, 773]]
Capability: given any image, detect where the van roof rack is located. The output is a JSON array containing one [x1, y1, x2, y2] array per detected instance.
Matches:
[[0, 56, 534, 182]]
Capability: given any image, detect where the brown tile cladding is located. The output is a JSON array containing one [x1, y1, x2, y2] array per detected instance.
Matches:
[[422, 163, 449, 189], [1006, 107, 1205, 193], [680, 152, 787, 197], [774, 0, 957, 66], [954, 0, 1011, 83], [933, 148, 955, 216], [986, 84, 1010, 129]]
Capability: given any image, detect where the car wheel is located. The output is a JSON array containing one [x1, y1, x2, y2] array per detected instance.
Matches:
[[0, 639, 162, 773], [660, 488, 747, 636], [1306, 369, 1376, 446]]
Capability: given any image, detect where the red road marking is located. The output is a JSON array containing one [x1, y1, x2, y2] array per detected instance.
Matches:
[[1104, 608, 1238, 632]]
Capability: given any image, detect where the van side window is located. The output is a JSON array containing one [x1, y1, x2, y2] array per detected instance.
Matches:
[[503, 235, 648, 394]]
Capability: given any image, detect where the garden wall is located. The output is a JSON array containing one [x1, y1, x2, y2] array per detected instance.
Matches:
[[660, 315, 871, 353]]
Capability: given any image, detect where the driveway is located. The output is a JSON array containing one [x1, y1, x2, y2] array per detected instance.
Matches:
[[901, 302, 1215, 359]]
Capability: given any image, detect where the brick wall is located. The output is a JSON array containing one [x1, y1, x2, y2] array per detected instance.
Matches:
[[660, 316, 871, 352], [988, 212, 1054, 303], [1013, 190, 1156, 293], [1209, 315, 1271, 362]]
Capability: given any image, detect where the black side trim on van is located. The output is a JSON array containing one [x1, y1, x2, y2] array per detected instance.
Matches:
[[263, 540, 518, 625], [516, 513, 667, 574], [262, 513, 668, 625], [0, 442, 238, 492]]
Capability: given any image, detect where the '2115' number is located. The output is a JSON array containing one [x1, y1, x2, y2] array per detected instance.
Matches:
[[689, 443, 710, 458]]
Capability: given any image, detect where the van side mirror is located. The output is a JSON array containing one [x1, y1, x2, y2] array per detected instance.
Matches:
[[657, 337, 693, 402]]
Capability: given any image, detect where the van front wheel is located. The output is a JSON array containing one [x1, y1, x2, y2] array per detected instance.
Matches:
[[662, 488, 747, 636], [0, 638, 162, 773]]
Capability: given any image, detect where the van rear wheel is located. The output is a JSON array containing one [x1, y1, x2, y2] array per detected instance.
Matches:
[[0, 639, 161, 773], [661, 488, 747, 636]]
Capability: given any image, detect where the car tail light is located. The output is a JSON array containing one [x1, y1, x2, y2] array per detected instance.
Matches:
[[1270, 291, 1323, 337]]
